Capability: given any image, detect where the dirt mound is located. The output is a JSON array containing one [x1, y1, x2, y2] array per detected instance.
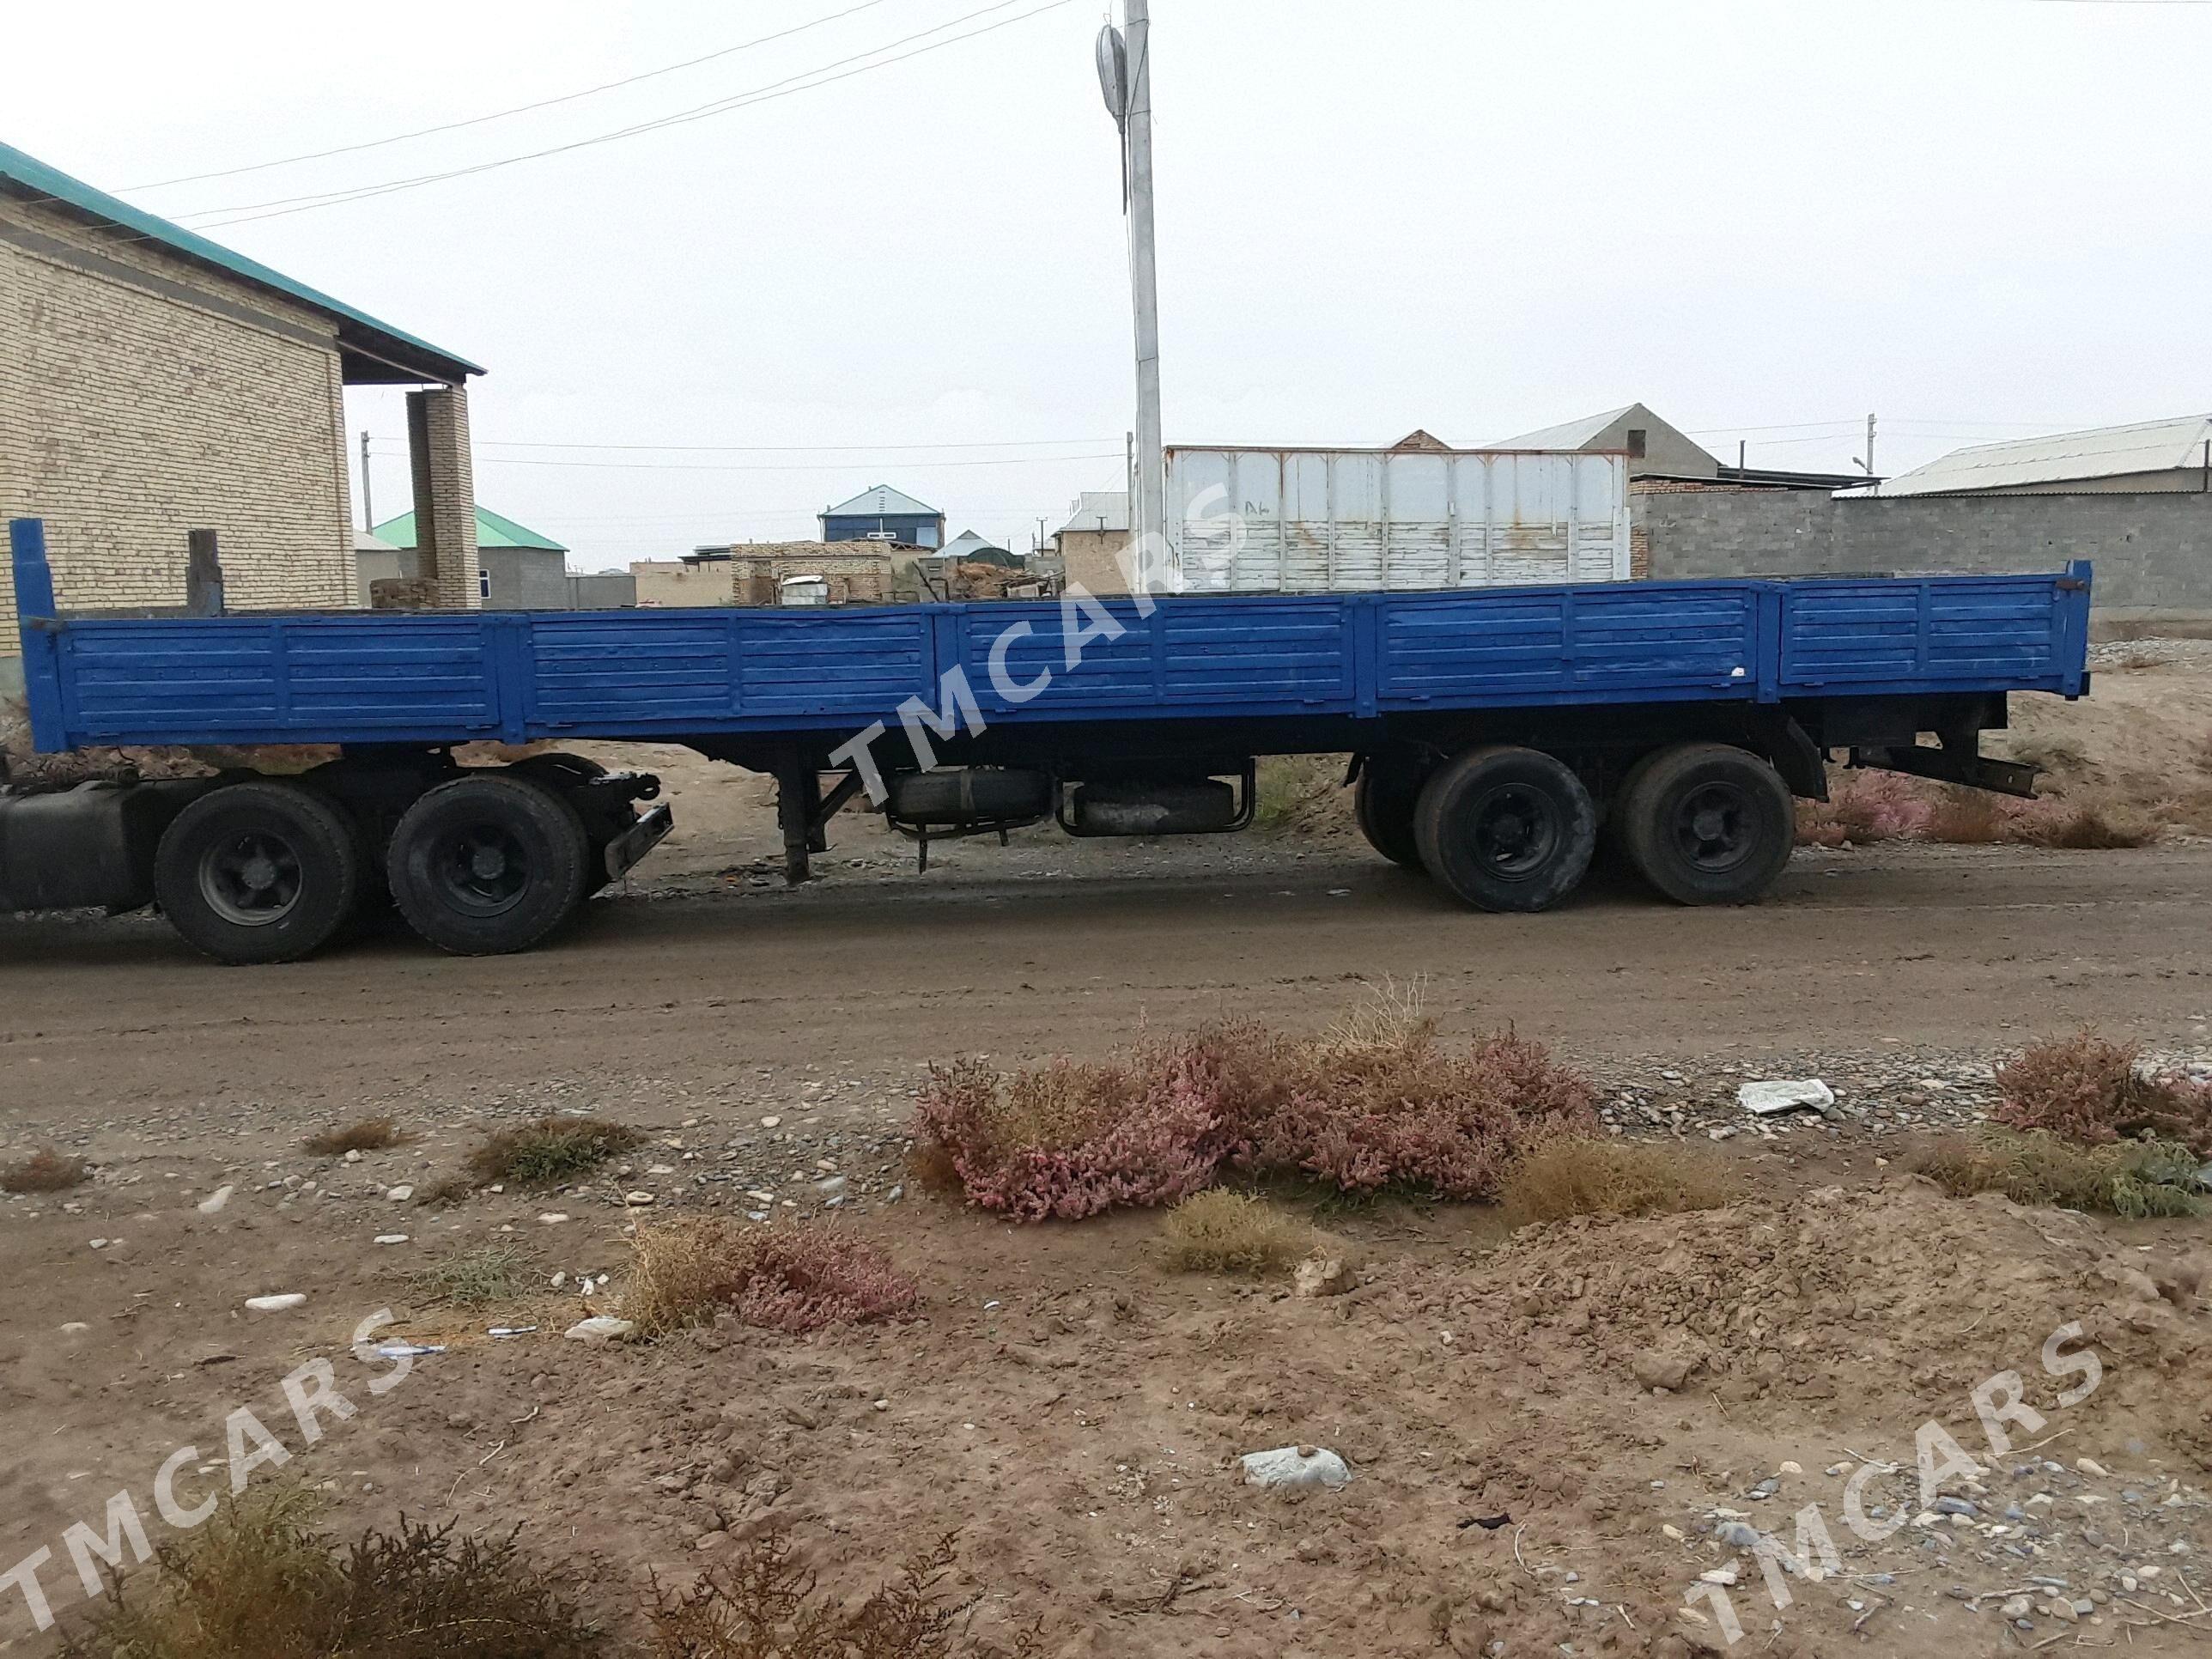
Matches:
[[1434, 1179, 2203, 1435]]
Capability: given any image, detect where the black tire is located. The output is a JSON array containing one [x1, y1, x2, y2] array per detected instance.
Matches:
[[507, 754, 618, 893], [1618, 742, 1795, 907], [1353, 763, 1424, 870], [386, 774, 590, 956], [153, 782, 361, 964], [1412, 745, 1597, 912]]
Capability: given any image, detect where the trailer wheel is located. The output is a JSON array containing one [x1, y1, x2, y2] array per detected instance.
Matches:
[[1413, 746, 1596, 912], [1618, 743, 1795, 906], [1353, 764, 1424, 870], [386, 774, 590, 955], [153, 782, 361, 963]]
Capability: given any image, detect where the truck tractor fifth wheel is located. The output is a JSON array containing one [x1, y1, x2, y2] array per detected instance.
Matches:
[[152, 781, 362, 964], [1413, 745, 1597, 913], [1615, 742, 1796, 907], [386, 772, 591, 955]]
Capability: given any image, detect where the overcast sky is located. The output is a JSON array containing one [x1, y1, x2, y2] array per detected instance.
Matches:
[[12, 0, 2210, 568]]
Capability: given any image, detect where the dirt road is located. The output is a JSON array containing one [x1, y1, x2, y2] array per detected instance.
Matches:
[[4, 840, 2209, 1127], [5, 831, 2212, 1658]]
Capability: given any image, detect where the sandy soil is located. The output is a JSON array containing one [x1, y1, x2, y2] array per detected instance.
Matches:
[[5, 663, 2212, 1656]]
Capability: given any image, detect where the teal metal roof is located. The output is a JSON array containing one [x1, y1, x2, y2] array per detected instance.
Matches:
[[0, 140, 482, 384], [373, 506, 565, 554]]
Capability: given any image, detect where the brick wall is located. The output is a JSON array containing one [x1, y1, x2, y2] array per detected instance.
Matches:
[[1639, 490, 2212, 638], [728, 544, 893, 605], [1059, 528, 1133, 595], [0, 190, 356, 641]]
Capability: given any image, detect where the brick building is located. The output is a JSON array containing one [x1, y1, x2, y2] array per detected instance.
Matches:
[[1, 141, 482, 679], [1053, 489, 1132, 594]]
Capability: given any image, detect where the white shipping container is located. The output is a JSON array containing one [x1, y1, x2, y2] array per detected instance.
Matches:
[[1163, 445, 1632, 593]]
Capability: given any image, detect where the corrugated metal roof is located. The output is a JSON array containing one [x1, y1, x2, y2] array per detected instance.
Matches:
[[0, 141, 482, 384], [1881, 416, 2212, 495], [1058, 489, 1129, 534], [1489, 404, 1640, 451], [372, 507, 565, 552], [823, 484, 940, 518]]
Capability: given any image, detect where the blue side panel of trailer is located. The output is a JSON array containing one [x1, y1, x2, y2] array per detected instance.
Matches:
[[9, 520, 2092, 755]]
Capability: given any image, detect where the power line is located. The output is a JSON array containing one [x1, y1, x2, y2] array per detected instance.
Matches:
[[178, 0, 1077, 229], [465, 436, 1121, 453], [464, 451, 1124, 472], [125, 0, 905, 191]]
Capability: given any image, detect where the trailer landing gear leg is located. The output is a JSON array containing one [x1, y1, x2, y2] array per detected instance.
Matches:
[[776, 757, 817, 885], [774, 762, 867, 885]]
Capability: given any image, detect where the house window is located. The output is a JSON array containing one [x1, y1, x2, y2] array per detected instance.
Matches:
[[1626, 428, 1649, 460], [479, 569, 491, 599]]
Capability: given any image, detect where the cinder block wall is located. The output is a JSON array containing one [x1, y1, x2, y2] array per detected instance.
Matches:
[[1640, 492, 2212, 637], [480, 546, 570, 610], [0, 191, 356, 641]]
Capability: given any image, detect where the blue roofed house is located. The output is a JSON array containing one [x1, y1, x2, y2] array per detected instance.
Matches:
[[1, 141, 485, 688], [820, 485, 945, 550]]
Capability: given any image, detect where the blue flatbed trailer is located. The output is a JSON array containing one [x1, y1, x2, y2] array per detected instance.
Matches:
[[3, 517, 2092, 963]]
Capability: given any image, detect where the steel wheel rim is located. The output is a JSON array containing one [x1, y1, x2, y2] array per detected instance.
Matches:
[[433, 823, 532, 917], [1466, 782, 1561, 881], [1672, 781, 1759, 873], [198, 830, 304, 927]]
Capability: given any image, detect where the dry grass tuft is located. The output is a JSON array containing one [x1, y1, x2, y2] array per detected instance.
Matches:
[[1500, 1138, 1735, 1224], [915, 989, 1596, 1220], [1156, 1190, 1315, 1275], [302, 1116, 410, 1157], [2015, 803, 2160, 850], [1921, 786, 2005, 845], [646, 1528, 1035, 1659], [1911, 1129, 2203, 1218], [464, 1117, 644, 1189], [412, 1241, 539, 1310], [905, 1140, 966, 1200], [1994, 1030, 2212, 1155], [2, 1147, 91, 1193], [57, 1486, 599, 1659], [627, 1217, 921, 1336]]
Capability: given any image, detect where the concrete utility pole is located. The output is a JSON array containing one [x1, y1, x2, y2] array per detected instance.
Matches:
[[1101, 2, 1165, 569], [359, 430, 374, 532]]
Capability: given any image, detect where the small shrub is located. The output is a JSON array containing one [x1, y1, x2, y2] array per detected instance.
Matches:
[[58, 1486, 599, 1658], [2, 1147, 90, 1193], [303, 1116, 410, 1157], [1501, 1139, 1733, 1223], [1229, 1022, 1598, 1201], [1796, 770, 1931, 847], [413, 1242, 538, 1310], [914, 997, 1597, 1219], [1911, 1130, 2204, 1218], [916, 1048, 1225, 1222], [2015, 803, 2159, 850], [1157, 1190, 1314, 1275], [1251, 755, 1347, 833], [465, 1117, 644, 1189], [647, 1529, 1030, 1659], [628, 1218, 920, 1335], [1922, 787, 2005, 846], [1994, 1031, 2212, 1156]]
